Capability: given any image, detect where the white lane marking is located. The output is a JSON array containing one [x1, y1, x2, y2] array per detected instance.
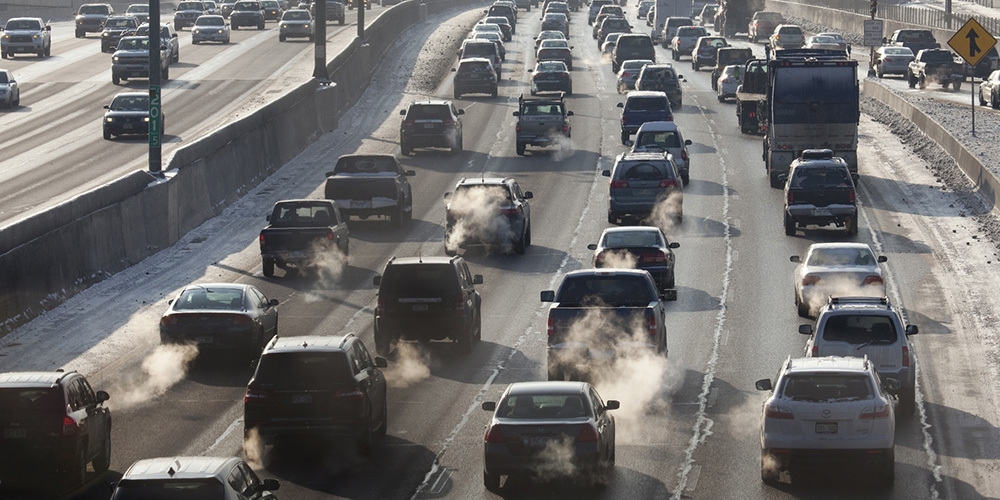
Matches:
[[202, 416, 245, 456], [672, 91, 732, 499]]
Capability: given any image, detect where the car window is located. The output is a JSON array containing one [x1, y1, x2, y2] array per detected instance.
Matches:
[[80, 5, 111, 14], [496, 394, 591, 418], [589, 388, 606, 414], [625, 96, 667, 111], [333, 155, 397, 174], [458, 61, 492, 75], [620, 162, 669, 180], [356, 341, 376, 367], [65, 379, 82, 411], [256, 352, 353, 387], [173, 287, 245, 310], [407, 105, 451, 120], [603, 230, 662, 248], [237, 463, 263, 491], [807, 247, 876, 266], [780, 374, 873, 401], [0, 387, 64, 415], [226, 467, 254, 499], [6, 19, 43, 30], [117, 38, 150, 50], [105, 18, 133, 27], [821, 315, 898, 344], [522, 103, 563, 115], [111, 95, 150, 111], [790, 166, 851, 189], [556, 275, 654, 306], [77, 378, 97, 406], [381, 263, 460, 296]]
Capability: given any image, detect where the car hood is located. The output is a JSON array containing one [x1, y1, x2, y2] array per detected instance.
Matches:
[[114, 48, 153, 57], [5, 28, 45, 35], [105, 110, 150, 118], [282, 20, 309, 24]]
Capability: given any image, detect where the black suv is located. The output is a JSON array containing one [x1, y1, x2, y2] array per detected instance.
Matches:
[[231, 0, 266, 29], [444, 177, 532, 255], [453, 58, 498, 98], [244, 334, 388, 456], [780, 149, 859, 236], [75, 3, 114, 38], [399, 100, 465, 156], [0, 371, 111, 489], [373, 256, 483, 355], [100, 16, 139, 52]]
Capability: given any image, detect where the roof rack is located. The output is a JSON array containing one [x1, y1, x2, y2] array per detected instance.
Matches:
[[770, 48, 851, 61], [828, 296, 890, 308]]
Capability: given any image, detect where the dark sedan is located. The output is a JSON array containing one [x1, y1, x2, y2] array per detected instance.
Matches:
[[482, 381, 618, 491], [103, 92, 163, 140], [588, 226, 679, 291], [159, 283, 279, 359], [530, 61, 571, 95]]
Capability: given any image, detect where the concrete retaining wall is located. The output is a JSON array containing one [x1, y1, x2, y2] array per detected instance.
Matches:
[[0, 0, 470, 333], [766, 0, 958, 45]]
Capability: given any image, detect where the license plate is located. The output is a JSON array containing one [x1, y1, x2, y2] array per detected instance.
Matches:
[[813, 208, 832, 216], [292, 394, 312, 404], [423, 123, 435, 129], [351, 200, 371, 209], [196, 336, 214, 344], [3, 428, 26, 439], [123, 123, 133, 130], [525, 436, 550, 447], [815, 422, 837, 434], [637, 189, 654, 196]]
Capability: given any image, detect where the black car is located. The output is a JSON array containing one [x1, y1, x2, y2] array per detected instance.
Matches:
[[373, 255, 483, 355], [541, 13, 568, 37], [486, 4, 517, 30], [530, 61, 571, 95], [453, 58, 498, 98], [445, 177, 532, 255], [173, 1, 208, 30], [399, 100, 464, 155], [75, 3, 114, 38], [231, 0, 266, 29], [100, 16, 139, 52], [244, 334, 388, 456], [588, 226, 679, 291], [780, 149, 860, 236], [482, 16, 512, 41], [159, 283, 279, 359], [103, 92, 163, 140], [262, 0, 284, 20], [0, 371, 111, 490], [536, 46, 573, 71]]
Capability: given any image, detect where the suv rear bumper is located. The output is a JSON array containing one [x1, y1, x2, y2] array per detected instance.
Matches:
[[376, 315, 467, 341], [762, 446, 893, 468]]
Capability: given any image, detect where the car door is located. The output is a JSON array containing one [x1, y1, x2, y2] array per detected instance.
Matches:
[[355, 342, 386, 420], [251, 287, 277, 337], [77, 377, 109, 460], [589, 388, 614, 458]]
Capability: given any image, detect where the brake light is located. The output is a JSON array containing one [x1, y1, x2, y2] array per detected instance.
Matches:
[[861, 275, 883, 286], [902, 346, 910, 368], [259, 233, 265, 247], [811, 345, 819, 357], [547, 316, 555, 336], [764, 403, 793, 419], [642, 251, 667, 264], [454, 296, 465, 314], [849, 190, 856, 203], [442, 119, 454, 125], [501, 207, 518, 216], [244, 387, 272, 402], [594, 251, 605, 267], [402, 119, 415, 125], [610, 180, 629, 188], [681, 149, 688, 162], [884, 57, 893, 63], [62, 416, 78, 436], [577, 424, 600, 442], [516, 124, 521, 133], [485, 425, 506, 443], [802, 275, 820, 286], [658, 179, 679, 189], [231, 314, 252, 325], [160, 315, 178, 326], [646, 311, 656, 336], [787, 191, 794, 204], [860, 405, 890, 419], [327, 230, 335, 240], [563, 124, 568, 133]]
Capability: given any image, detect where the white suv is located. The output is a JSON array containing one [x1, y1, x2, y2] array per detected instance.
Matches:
[[756, 356, 896, 486], [800, 296, 918, 417]]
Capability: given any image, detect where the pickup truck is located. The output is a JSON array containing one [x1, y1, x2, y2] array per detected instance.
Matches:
[[111, 36, 170, 84], [513, 93, 573, 156], [885, 29, 940, 54], [735, 58, 767, 134], [324, 154, 415, 227], [779, 149, 859, 236], [259, 199, 350, 277], [541, 269, 670, 380], [907, 48, 966, 90], [711, 46, 752, 91], [1, 17, 52, 58]]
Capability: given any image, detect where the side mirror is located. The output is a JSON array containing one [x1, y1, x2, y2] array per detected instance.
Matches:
[[684, 139, 692, 145], [523, 191, 533, 199], [482, 401, 496, 411], [881, 36, 887, 44], [616, 102, 624, 108], [527, 68, 533, 73], [265, 214, 271, 221], [457, 109, 465, 115], [404, 169, 416, 176], [373, 275, 381, 286], [601, 169, 611, 177], [882, 377, 901, 394], [261, 479, 280, 491], [540, 290, 555, 302], [798, 324, 813, 335], [399, 109, 406, 115], [905, 325, 919, 335], [96, 390, 110, 403], [450, 68, 456, 72], [777, 174, 787, 183], [587, 243, 598, 250], [570, 45, 574, 49], [104, 105, 111, 109], [624, 139, 634, 146], [374, 357, 388, 368], [605, 400, 620, 410], [512, 111, 520, 116], [755, 378, 772, 391], [668, 242, 680, 249], [790, 255, 801, 263], [662, 289, 677, 301], [566, 111, 573, 116], [877, 256, 888, 263], [173, 33, 178, 38], [46, 25, 52, 31], [473, 274, 484, 285], [269, 298, 279, 307]]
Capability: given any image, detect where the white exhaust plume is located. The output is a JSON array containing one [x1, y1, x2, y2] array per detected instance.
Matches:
[[804, 275, 884, 316], [644, 191, 684, 237], [109, 343, 198, 411], [243, 427, 265, 469], [550, 134, 575, 162], [384, 343, 433, 389], [531, 435, 579, 480], [445, 185, 516, 254], [598, 249, 638, 270]]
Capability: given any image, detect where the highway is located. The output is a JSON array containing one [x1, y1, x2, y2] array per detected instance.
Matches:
[[1, 3, 1000, 500]]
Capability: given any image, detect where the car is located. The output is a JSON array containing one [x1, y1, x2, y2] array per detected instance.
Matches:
[[244, 333, 387, 454], [0, 371, 111, 490], [471, 32, 506, 60], [603, 151, 682, 224], [99, 16, 138, 52], [612, 33, 655, 73], [174, 1, 209, 30], [2, 17, 52, 58], [103, 92, 163, 139], [637, 0, 654, 20], [543, 1, 570, 18], [135, 23, 180, 63], [75, 3, 114, 38], [230, 0, 266, 29], [323, 155, 415, 225], [588, 0, 613, 24], [588, 226, 679, 291], [453, 57, 498, 98], [596, 4, 623, 20], [660, 17, 694, 48], [514, 93, 572, 155], [111, 36, 171, 85], [816, 32, 851, 54], [597, 15, 630, 46], [670, 25, 709, 61], [0, 69, 19, 108], [473, 22, 505, 42], [617, 89, 671, 142], [486, 4, 517, 29], [769, 23, 805, 50], [615, 58, 652, 93], [205, 1, 220, 14], [534, 29, 565, 49], [630, 120, 691, 183], [458, 40, 502, 79], [125, 3, 150, 24], [691, 35, 727, 70], [481, 382, 618, 491], [309, 0, 346, 24], [192, 14, 231, 43], [791, 243, 888, 318], [372, 255, 483, 355], [601, 32, 622, 54], [221, 0, 238, 16], [805, 35, 843, 51], [980, 70, 1000, 109], [709, 46, 752, 90], [259, 199, 350, 276], [801, 296, 919, 416], [444, 177, 532, 255], [591, 13, 612, 38], [536, 44, 573, 70], [262, 0, 284, 20], [748, 10, 784, 43], [542, 13, 569, 37], [278, 9, 313, 41], [399, 100, 464, 155], [695, 3, 717, 26], [756, 356, 896, 486], [781, 149, 859, 236], [482, 16, 513, 40], [716, 63, 742, 101], [634, 63, 683, 109], [530, 60, 572, 95], [159, 283, 279, 359], [111, 456, 279, 500], [873, 46, 915, 78]]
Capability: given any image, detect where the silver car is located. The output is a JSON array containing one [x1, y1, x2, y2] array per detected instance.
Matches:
[[603, 151, 683, 224], [278, 8, 313, 41], [0, 69, 20, 108], [191, 14, 231, 43], [615, 58, 652, 93], [873, 46, 915, 78], [790, 243, 888, 318], [482, 381, 618, 491], [670, 25, 708, 61], [716, 64, 743, 101]]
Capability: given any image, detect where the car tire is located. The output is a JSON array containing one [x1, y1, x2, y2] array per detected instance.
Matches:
[[162, 66, 169, 81], [400, 139, 411, 156], [878, 451, 895, 487], [374, 323, 392, 356], [620, 130, 629, 144], [692, 61, 698, 71], [66, 445, 87, 489], [513, 231, 526, 255], [262, 259, 275, 277], [375, 403, 387, 438], [456, 323, 474, 354], [953, 80, 962, 91], [451, 137, 461, 155], [918, 75, 926, 89], [797, 299, 810, 318], [876, 64, 884, 79], [258, 21, 265, 29], [491, 87, 498, 97], [484, 471, 501, 492], [516, 141, 526, 156], [607, 212, 616, 224], [761, 450, 780, 484], [993, 92, 1000, 109], [104, 128, 112, 140], [357, 417, 374, 457], [391, 205, 404, 228], [980, 90, 987, 106], [666, 268, 675, 289], [193, 39, 200, 44], [112, 73, 120, 85], [907, 72, 916, 88], [898, 383, 916, 417], [784, 213, 795, 236], [339, 18, 345, 25], [76, 29, 84, 38], [93, 433, 111, 474], [279, 34, 286, 41], [769, 171, 782, 188]]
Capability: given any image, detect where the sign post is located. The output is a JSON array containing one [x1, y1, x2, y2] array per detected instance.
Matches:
[[948, 17, 998, 136], [149, 85, 161, 149], [865, 1, 881, 77], [149, 0, 162, 174]]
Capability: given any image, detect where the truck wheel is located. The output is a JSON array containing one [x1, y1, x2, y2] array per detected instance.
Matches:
[[980, 90, 987, 106], [400, 139, 411, 156], [162, 66, 169, 81], [262, 259, 275, 277], [374, 323, 392, 356], [953, 80, 962, 91], [918, 75, 926, 89], [620, 130, 629, 144], [907, 72, 915, 88], [876, 63, 884, 79], [279, 34, 286, 42], [516, 142, 526, 156], [391, 206, 404, 228], [112, 73, 120, 85], [784, 213, 795, 236], [846, 214, 859, 236], [769, 171, 782, 188], [993, 92, 1000, 109]]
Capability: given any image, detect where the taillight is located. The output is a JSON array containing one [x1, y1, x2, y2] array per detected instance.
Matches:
[[327, 230, 335, 240], [594, 251, 605, 267], [516, 124, 521, 132], [646, 311, 656, 336], [563, 124, 568, 133], [658, 179, 679, 189], [259, 233, 265, 247], [547, 316, 555, 336], [485, 425, 506, 443], [231, 314, 252, 325], [884, 57, 893, 63], [860, 405, 890, 419], [681, 149, 688, 162], [577, 424, 600, 442], [642, 251, 667, 264], [454, 296, 465, 314], [811, 346, 819, 357], [787, 191, 794, 204], [402, 119, 414, 125], [501, 207, 518, 216], [849, 190, 856, 203], [160, 315, 178, 326], [764, 403, 793, 420], [442, 119, 454, 125], [610, 180, 629, 188], [802, 275, 820, 286], [244, 387, 272, 403], [902, 346, 910, 368], [862, 275, 883, 286], [62, 416, 79, 436]]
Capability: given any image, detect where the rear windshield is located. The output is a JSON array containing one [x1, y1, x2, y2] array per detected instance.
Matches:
[[790, 166, 852, 189], [497, 394, 591, 419], [625, 96, 668, 111], [755, 12, 783, 22], [602, 230, 663, 248], [6, 19, 42, 30], [602, 18, 629, 29], [806, 247, 876, 266], [283, 10, 310, 20], [270, 202, 335, 227], [779, 374, 873, 401], [178, 2, 203, 9], [112, 479, 225, 500], [616, 161, 674, 181], [921, 51, 954, 63], [667, 18, 692, 27], [556, 275, 654, 306], [128, 5, 150, 12], [537, 61, 567, 72], [406, 105, 450, 120], [677, 27, 707, 37], [463, 43, 495, 57], [234, 2, 259, 10], [700, 38, 727, 48], [333, 156, 396, 174], [778, 26, 802, 35], [522, 102, 563, 115], [821, 314, 898, 344], [0, 388, 64, 415], [883, 47, 913, 55], [458, 61, 492, 75], [635, 130, 681, 149], [381, 264, 460, 296], [639, 67, 676, 81], [255, 352, 352, 387], [898, 30, 935, 42], [173, 287, 244, 310], [617, 36, 652, 49], [106, 18, 135, 27], [538, 48, 566, 58]]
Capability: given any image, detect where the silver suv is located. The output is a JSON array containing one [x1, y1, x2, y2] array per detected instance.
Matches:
[[112, 456, 279, 499], [603, 152, 683, 224], [800, 296, 918, 416], [1, 17, 52, 58]]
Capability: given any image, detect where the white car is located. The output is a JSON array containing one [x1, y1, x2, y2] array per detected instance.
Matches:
[[716, 64, 742, 102], [630, 121, 692, 184], [192, 14, 231, 43], [0, 69, 20, 108], [756, 356, 896, 486], [804, 35, 842, 51], [790, 243, 887, 318]]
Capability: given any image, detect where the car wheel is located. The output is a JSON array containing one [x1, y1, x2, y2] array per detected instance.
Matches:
[[65, 445, 87, 489], [769, 171, 783, 188], [375, 403, 387, 438], [279, 34, 286, 41], [513, 231, 526, 255], [878, 451, 895, 487], [93, 433, 111, 474], [339, 18, 345, 25], [374, 323, 392, 356], [484, 470, 501, 492], [516, 141, 526, 156], [980, 89, 987, 106], [692, 61, 698, 71], [907, 72, 916, 88], [491, 86, 498, 97], [162, 66, 169, 81], [44, 44, 51, 57], [761, 450, 780, 485], [993, 92, 1000, 109], [104, 128, 113, 140], [173, 49, 179, 63], [620, 130, 629, 144], [262, 259, 275, 277], [718, 93, 724, 102], [307, 35, 313, 42], [112, 73, 120, 85], [898, 383, 916, 417], [357, 416, 374, 457], [258, 21, 265, 29], [953, 80, 962, 91], [391, 205, 404, 228], [451, 136, 461, 155], [797, 299, 810, 318], [918, 75, 926, 89], [784, 213, 795, 236], [76, 29, 84, 38], [607, 212, 616, 224], [400, 139, 411, 156], [876, 63, 884, 79], [666, 268, 675, 289], [193, 39, 200, 44], [456, 323, 474, 354]]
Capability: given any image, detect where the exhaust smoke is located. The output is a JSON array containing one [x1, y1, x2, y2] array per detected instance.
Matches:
[[110, 343, 199, 411], [644, 191, 684, 236], [384, 343, 433, 389], [445, 185, 517, 254]]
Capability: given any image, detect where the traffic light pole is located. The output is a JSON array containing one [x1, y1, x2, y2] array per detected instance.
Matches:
[[149, 0, 162, 174]]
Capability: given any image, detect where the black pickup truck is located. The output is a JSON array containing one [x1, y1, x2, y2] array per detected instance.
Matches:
[[885, 29, 940, 54], [779, 149, 859, 236], [259, 199, 350, 277], [324, 154, 416, 227], [907, 48, 966, 91]]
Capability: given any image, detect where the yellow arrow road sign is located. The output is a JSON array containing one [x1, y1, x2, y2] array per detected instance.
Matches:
[[949, 17, 997, 66]]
